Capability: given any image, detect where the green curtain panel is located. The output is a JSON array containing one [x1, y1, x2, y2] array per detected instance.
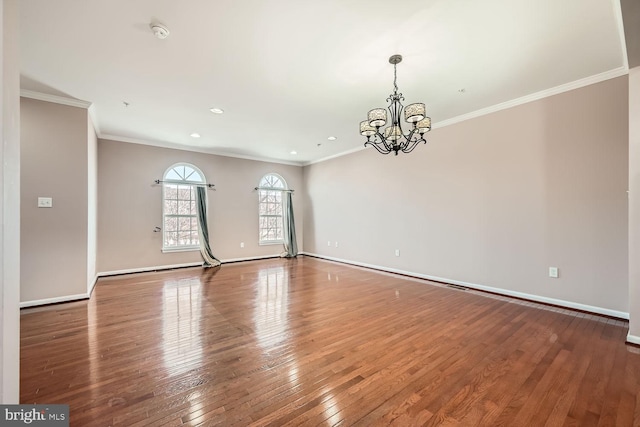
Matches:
[[281, 191, 298, 258], [195, 186, 221, 267]]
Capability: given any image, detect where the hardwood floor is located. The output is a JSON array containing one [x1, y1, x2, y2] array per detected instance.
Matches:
[[20, 256, 640, 426]]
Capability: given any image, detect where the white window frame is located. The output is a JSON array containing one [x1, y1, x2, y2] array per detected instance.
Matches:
[[258, 173, 287, 245], [161, 163, 206, 253]]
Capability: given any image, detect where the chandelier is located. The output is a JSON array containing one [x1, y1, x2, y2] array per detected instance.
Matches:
[[360, 55, 431, 155]]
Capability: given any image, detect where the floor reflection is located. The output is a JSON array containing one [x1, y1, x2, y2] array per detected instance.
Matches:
[[288, 364, 299, 387], [162, 277, 203, 375], [320, 386, 342, 425], [254, 266, 290, 350], [87, 297, 99, 404]]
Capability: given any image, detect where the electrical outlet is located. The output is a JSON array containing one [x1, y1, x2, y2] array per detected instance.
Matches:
[[549, 267, 559, 278], [240, 242, 244, 248], [328, 241, 331, 247], [395, 249, 400, 257], [38, 197, 53, 208], [335, 241, 339, 248]]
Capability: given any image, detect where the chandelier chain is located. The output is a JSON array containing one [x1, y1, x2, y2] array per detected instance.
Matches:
[[393, 63, 398, 94]]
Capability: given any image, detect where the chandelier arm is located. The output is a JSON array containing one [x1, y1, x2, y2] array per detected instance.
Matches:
[[374, 129, 393, 151], [402, 137, 427, 154], [365, 140, 392, 155], [402, 128, 419, 147], [402, 140, 419, 154]]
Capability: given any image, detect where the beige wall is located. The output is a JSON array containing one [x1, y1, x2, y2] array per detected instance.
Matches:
[[17, 75, 631, 321], [304, 76, 629, 314], [20, 98, 89, 302], [97, 139, 304, 273], [629, 67, 640, 340], [1, 0, 21, 403]]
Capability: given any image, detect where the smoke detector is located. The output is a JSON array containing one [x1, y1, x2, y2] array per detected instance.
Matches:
[[150, 23, 170, 39]]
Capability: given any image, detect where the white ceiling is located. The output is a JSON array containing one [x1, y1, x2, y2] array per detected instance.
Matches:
[[19, 0, 627, 165]]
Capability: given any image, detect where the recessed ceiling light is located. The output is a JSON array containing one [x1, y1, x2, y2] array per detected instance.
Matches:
[[209, 108, 224, 114], [328, 136, 337, 141], [290, 151, 297, 155], [190, 133, 201, 138]]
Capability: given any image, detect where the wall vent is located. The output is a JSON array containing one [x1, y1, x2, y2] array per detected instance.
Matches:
[[446, 284, 468, 291]]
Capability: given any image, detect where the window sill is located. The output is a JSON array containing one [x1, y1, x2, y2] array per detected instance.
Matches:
[[259, 241, 284, 246], [162, 246, 200, 253]]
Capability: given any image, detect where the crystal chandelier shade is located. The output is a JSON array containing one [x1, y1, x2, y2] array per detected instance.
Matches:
[[360, 55, 432, 155]]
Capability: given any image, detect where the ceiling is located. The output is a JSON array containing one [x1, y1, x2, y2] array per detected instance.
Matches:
[[19, 0, 627, 165]]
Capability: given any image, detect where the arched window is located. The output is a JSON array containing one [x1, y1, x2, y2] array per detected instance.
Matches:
[[258, 173, 287, 244], [162, 163, 206, 251]]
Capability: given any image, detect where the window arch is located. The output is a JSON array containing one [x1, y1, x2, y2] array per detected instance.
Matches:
[[162, 163, 206, 251], [258, 173, 287, 244]]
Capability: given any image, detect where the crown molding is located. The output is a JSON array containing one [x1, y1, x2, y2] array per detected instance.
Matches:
[[99, 133, 304, 167], [302, 145, 366, 166], [307, 66, 629, 167], [434, 67, 628, 129], [20, 89, 92, 109], [20, 89, 299, 166], [23, 65, 629, 169]]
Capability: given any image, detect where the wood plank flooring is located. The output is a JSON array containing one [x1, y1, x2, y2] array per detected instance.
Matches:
[[20, 256, 640, 426]]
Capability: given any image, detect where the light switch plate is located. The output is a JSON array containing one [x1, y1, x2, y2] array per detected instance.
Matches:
[[549, 267, 559, 278]]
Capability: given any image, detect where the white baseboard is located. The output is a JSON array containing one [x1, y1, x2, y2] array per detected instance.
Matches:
[[88, 275, 98, 297], [627, 334, 640, 346], [21, 255, 284, 308], [97, 255, 282, 278], [22, 275, 98, 308], [20, 293, 89, 308], [26, 254, 626, 320], [97, 261, 203, 278], [220, 254, 280, 263], [301, 252, 629, 320]]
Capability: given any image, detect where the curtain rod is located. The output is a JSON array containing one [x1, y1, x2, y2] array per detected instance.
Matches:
[[254, 186, 294, 193], [154, 179, 215, 189]]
